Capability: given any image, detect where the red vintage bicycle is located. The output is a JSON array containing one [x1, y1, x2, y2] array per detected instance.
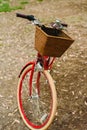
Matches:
[[16, 13, 74, 130]]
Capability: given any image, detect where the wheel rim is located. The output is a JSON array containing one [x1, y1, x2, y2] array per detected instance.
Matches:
[[18, 67, 56, 129]]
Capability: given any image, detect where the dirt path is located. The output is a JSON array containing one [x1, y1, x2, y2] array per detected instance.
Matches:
[[0, 0, 87, 130]]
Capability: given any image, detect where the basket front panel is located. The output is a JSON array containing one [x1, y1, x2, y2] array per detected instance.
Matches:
[[35, 26, 74, 57], [42, 37, 74, 57]]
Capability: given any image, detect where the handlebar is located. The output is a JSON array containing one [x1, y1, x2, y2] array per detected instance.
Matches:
[[16, 13, 68, 30], [16, 13, 36, 21]]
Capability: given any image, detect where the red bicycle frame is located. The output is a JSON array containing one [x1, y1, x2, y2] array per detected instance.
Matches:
[[18, 52, 56, 96], [37, 53, 56, 70], [19, 52, 56, 77]]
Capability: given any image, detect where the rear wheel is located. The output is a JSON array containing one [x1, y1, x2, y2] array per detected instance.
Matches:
[[17, 65, 57, 130]]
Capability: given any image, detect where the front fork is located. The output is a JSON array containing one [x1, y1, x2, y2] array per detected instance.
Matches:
[[29, 61, 48, 97], [18, 60, 42, 97], [18, 54, 55, 97], [37, 53, 56, 70]]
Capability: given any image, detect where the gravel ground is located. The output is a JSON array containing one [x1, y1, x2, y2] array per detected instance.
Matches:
[[0, 0, 87, 130]]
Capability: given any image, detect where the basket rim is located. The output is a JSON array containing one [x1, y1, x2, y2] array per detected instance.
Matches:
[[36, 26, 74, 41]]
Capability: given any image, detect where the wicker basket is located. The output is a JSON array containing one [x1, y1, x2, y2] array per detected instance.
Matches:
[[35, 26, 74, 57]]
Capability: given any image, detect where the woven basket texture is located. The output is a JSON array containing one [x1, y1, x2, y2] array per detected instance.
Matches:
[[35, 26, 74, 57]]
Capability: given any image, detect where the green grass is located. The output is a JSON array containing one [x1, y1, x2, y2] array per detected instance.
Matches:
[[0, 0, 43, 12], [0, 2, 23, 12], [0, 0, 28, 12], [20, 1, 29, 5], [37, 0, 43, 2]]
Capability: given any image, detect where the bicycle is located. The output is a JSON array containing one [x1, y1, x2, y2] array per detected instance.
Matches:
[[16, 13, 74, 130]]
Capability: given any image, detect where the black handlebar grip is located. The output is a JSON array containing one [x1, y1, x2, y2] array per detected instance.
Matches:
[[16, 13, 27, 18], [16, 13, 36, 21]]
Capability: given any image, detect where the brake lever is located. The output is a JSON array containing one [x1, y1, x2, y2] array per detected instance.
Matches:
[[50, 19, 68, 30]]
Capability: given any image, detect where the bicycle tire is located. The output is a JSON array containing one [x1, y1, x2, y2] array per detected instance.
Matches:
[[17, 64, 57, 130]]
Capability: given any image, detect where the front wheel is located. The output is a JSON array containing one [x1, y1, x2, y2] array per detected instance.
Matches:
[[17, 65, 57, 130]]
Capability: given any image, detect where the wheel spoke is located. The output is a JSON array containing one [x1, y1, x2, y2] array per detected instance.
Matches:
[[18, 66, 57, 130]]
